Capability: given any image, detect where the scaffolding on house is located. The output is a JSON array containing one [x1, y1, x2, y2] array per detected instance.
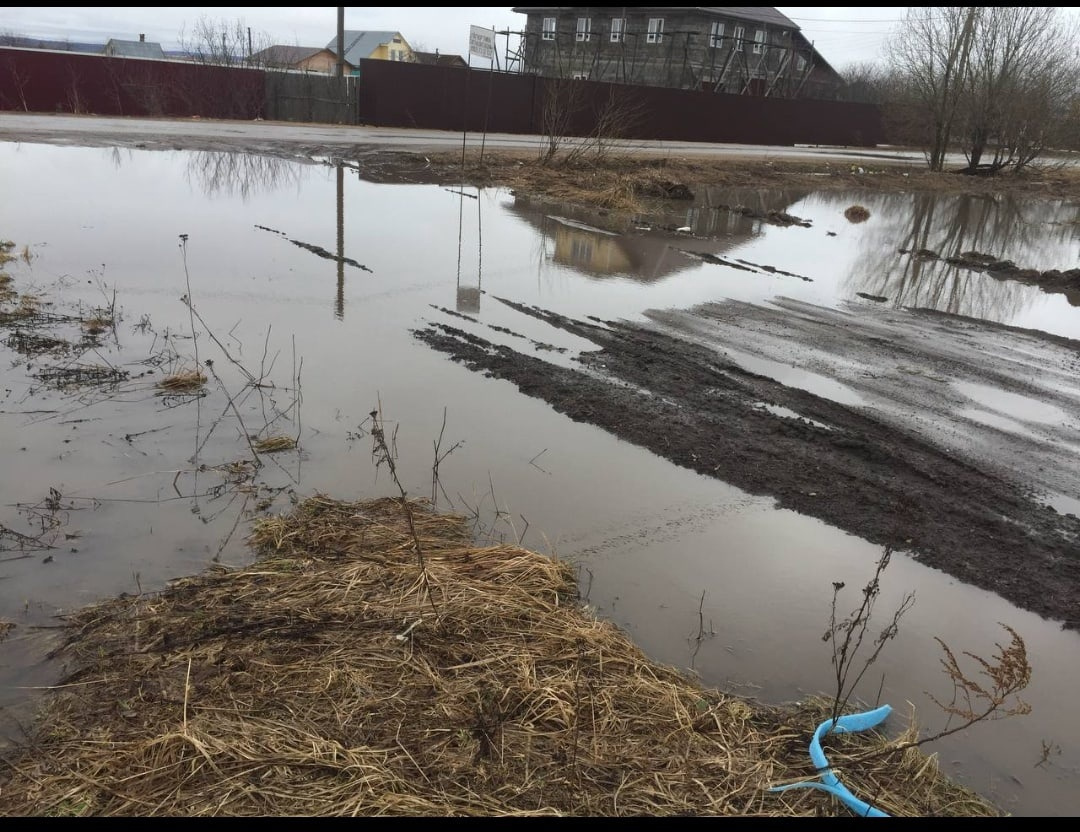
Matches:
[[496, 26, 827, 99]]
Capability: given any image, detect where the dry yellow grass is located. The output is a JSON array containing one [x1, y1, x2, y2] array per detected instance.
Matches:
[[253, 435, 297, 453], [0, 497, 1001, 817], [81, 315, 113, 336], [156, 368, 207, 392]]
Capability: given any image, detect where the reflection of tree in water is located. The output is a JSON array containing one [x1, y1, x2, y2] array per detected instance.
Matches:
[[105, 147, 135, 169], [844, 191, 1080, 322], [185, 151, 307, 201]]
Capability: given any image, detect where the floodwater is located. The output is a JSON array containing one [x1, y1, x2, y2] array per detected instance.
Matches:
[[1, 142, 1079, 816]]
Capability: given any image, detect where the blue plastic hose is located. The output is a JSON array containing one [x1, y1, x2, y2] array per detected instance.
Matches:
[[769, 704, 893, 818]]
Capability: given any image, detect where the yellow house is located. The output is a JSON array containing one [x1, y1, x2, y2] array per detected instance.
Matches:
[[327, 30, 415, 71]]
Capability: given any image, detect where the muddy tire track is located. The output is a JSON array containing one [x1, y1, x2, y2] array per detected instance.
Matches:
[[415, 304, 1080, 630]]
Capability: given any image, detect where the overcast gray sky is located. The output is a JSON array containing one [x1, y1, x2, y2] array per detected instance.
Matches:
[[2, 7, 918, 70]]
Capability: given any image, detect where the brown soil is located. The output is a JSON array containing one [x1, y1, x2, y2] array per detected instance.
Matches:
[[367, 148, 1080, 206]]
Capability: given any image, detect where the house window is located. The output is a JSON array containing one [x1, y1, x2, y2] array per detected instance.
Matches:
[[733, 25, 745, 48], [709, 21, 725, 48], [753, 29, 766, 54], [610, 17, 625, 43], [570, 237, 593, 262], [647, 17, 664, 44], [576, 17, 591, 42], [796, 55, 808, 72], [542, 17, 556, 41]]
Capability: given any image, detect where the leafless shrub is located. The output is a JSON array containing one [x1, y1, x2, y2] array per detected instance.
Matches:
[[823, 547, 916, 727], [538, 77, 586, 165], [924, 623, 1032, 739], [593, 88, 648, 160]]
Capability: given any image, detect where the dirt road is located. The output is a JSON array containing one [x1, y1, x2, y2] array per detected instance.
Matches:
[[415, 297, 1080, 630]]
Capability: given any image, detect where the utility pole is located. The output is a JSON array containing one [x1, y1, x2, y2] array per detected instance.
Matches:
[[337, 7, 346, 77]]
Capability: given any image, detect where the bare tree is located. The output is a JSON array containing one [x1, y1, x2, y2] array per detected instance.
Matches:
[[889, 7, 978, 171], [1, 56, 32, 111], [960, 8, 1079, 172], [889, 7, 1080, 173], [840, 61, 884, 105], [179, 15, 272, 68], [175, 15, 272, 119]]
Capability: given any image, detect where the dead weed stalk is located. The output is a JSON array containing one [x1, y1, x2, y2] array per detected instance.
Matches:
[[370, 405, 441, 622], [824, 546, 916, 727], [823, 549, 1031, 766]]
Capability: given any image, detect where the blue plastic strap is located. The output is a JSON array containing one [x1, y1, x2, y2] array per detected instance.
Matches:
[[769, 704, 892, 818]]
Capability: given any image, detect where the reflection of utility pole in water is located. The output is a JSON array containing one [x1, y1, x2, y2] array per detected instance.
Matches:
[[455, 187, 482, 314], [335, 161, 345, 320]]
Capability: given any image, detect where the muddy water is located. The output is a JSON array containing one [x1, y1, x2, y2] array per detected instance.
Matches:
[[1, 143, 1079, 816]]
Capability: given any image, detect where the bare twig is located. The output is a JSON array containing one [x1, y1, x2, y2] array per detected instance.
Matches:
[[430, 407, 464, 508], [823, 547, 916, 727]]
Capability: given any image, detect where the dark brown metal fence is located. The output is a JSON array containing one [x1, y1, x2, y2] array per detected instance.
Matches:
[[0, 47, 883, 147], [0, 47, 265, 119], [355, 59, 884, 147]]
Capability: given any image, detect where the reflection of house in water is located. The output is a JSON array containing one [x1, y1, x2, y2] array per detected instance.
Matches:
[[509, 187, 810, 281]]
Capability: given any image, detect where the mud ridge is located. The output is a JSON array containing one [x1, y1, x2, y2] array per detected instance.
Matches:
[[414, 307, 1080, 630]]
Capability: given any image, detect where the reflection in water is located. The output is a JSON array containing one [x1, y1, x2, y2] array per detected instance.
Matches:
[[510, 187, 811, 283], [105, 147, 135, 169], [184, 151, 306, 201], [845, 192, 1080, 320], [336, 163, 345, 320], [456, 187, 482, 314]]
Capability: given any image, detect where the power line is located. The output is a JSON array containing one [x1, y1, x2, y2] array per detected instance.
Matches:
[[785, 15, 913, 24]]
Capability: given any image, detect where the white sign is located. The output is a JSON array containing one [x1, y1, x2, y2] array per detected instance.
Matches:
[[469, 25, 495, 60]]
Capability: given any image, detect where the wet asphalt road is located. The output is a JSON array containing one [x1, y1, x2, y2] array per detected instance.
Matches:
[[0, 111, 935, 164]]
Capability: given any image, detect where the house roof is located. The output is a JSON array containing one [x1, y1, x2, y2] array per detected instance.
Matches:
[[413, 50, 468, 68], [0, 35, 104, 54], [791, 30, 841, 81], [512, 7, 799, 30], [251, 45, 328, 67], [104, 38, 165, 59], [326, 30, 405, 66]]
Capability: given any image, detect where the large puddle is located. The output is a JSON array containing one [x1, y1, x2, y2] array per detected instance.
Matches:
[[1, 143, 1079, 815]]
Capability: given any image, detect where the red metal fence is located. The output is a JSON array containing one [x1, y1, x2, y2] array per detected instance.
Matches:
[[0, 48, 264, 119], [0, 48, 884, 147], [355, 59, 884, 147]]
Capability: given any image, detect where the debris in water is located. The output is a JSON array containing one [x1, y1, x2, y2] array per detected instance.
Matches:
[[844, 205, 871, 224], [253, 435, 297, 453], [156, 369, 207, 393]]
